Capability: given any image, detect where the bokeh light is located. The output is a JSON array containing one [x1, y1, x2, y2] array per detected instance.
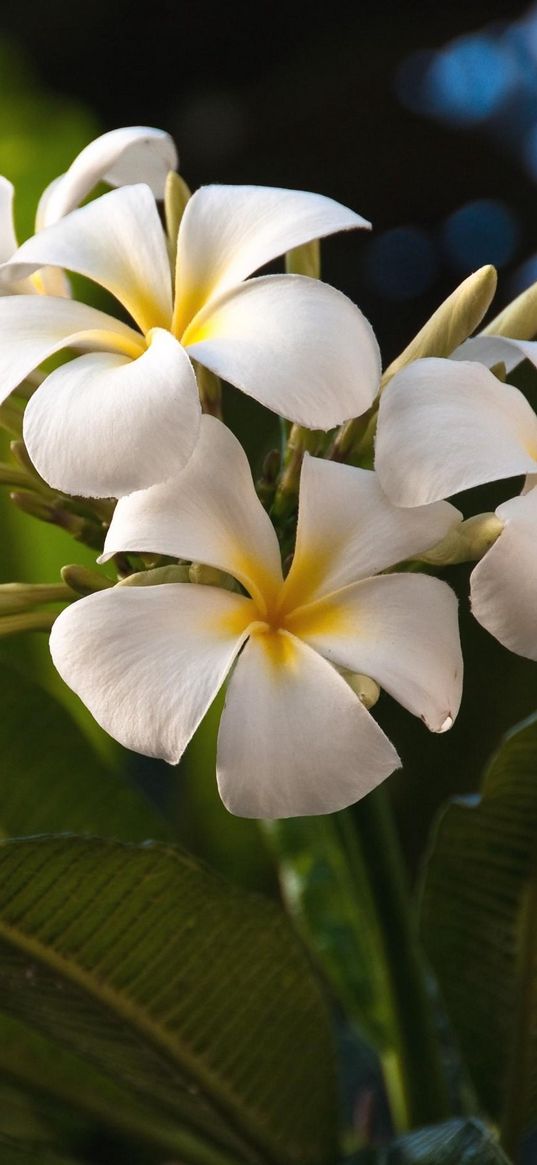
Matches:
[[442, 199, 520, 271]]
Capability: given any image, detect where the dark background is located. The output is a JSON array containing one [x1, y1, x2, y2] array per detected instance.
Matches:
[[2, 0, 537, 874]]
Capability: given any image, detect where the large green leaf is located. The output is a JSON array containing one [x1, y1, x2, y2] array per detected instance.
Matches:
[[0, 1014, 230, 1163], [420, 714, 537, 1155], [0, 656, 169, 841], [0, 1136, 83, 1165], [376, 1118, 510, 1163], [0, 836, 337, 1165]]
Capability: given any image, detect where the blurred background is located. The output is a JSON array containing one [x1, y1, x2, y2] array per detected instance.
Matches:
[[1, 0, 537, 885]]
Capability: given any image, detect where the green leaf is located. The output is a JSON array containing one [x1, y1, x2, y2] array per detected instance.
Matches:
[[420, 714, 537, 1156], [0, 656, 169, 841], [0, 1014, 228, 1163], [0, 836, 337, 1165], [0, 1135, 83, 1165], [376, 1118, 510, 1163]]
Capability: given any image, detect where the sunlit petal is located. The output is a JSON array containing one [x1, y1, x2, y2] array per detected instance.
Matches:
[[174, 182, 369, 332], [37, 127, 177, 228], [184, 275, 381, 427], [217, 631, 399, 818], [50, 583, 252, 764], [101, 415, 282, 608], [376, 358, 537, 505], [281, 457, 460, 609], [287, 573, 462, 733], [24, 329, 200, 498], [471, 488, 537, 660], [2, 185, 172, 333]]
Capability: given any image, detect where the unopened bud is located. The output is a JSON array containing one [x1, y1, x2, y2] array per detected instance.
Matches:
[[61, 564, 114, 596], [118, 565, 191, 588], [285, 238, 321, 279], [10, 440, 52, 489], [343, 671, 381, 709], [0, 581, 71, 614], [483, 279, 537, 340], [188, 563, 239, 591], [165, 171, 191, 266], [0, 400, 23, 436], [382, 265, 497, 388], [421, 513, 503, 566], [0, 610, 57, 637], [0, 462, 36, 490]]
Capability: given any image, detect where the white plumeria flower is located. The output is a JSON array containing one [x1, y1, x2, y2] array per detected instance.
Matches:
[[50, 417, 463, 818], [0, 126, 177, 297], [0, 181, 380, 499], [375, 356, 537, 659]]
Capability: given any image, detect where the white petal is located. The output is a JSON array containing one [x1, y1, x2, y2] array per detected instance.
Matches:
[[174, 182, 369, 332], [453, 335, 537, 374], [50, 583, 252, 764], [281, 457, 461, 609], [184, 275, 381, 427], [23, 329, 200, 498], [287, 573, 462, 733], [375, 358, 537, 505], [0, 295, 144, 405], [101, 415, 283, 608], [2, 185, 172, 333], [37, 127, 177, 228], [0, 177, 17, 262], [471, 489, 537, 659], [216, 631, 399, 818]]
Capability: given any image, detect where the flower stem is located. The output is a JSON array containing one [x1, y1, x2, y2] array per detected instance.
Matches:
[[348, 786, 451, 1129], [264, 786, 450, 1138]]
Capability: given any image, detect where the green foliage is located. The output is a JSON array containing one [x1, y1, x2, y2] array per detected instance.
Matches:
[[265, 792, 450, 1135], [420, 714, 537, 1156], [0, 1135, 83, 1165], [375, 1118, 510, 1164], [0, 836, 337, 1165], [0, 655, 169, 841]]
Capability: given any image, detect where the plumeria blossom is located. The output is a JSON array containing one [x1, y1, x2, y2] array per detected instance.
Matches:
[[375, 356, 537, 659], [50, 416, 463, 818], [0, 126, 177, 296], [0, 179, 380, 498]]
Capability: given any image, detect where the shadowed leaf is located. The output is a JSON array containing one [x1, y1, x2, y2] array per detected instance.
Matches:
[[420, 714, 537, 1155], [0, 836, 337, 1165], [0, 656, 169, 841]]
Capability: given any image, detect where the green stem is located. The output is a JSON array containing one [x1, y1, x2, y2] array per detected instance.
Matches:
[[348, 787, 451, 1128], [264, 787, 450, 1138]]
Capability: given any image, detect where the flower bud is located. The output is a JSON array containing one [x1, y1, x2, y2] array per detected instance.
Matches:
[[61, 564, 114, 596], [342, 671, 381, 709], [285, 238, 321, 279], [483, 279, 537, 341], [420, 513, 503, 566], [382, 265, 498, 388], [165, 170, 191, 266], [118, 565, 191, 588], [188, 563, 240, 591]]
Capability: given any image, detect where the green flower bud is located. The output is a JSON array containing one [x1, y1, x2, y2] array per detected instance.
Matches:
[[382, 265, 498, 388], [118, 565, 191, 588]]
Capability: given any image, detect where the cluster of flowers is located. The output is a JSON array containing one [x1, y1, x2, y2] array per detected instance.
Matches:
[[1, 126, 534, 817]]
